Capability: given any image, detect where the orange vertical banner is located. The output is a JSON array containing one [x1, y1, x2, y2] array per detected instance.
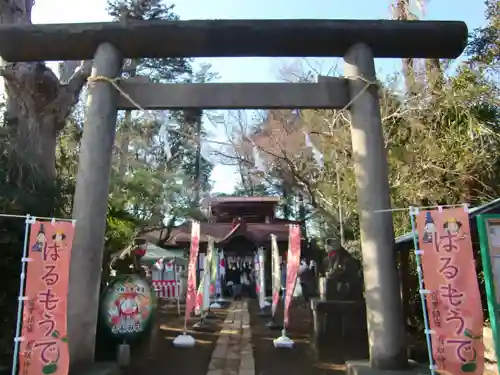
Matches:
[[18, 220, 74, 375], [417, 208, 484, 375]]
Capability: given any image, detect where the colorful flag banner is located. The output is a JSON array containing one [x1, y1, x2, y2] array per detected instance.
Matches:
[[184, 221, 200, 329], [303, 131, 324, 168], [210, 242, 217, 296], [271, 234, 281, 318], [252, 143, 267, 173], [254, 252, 260, 294], [219, 250, 225, 277], [416, 207, 484, 375], [215, 251, 222, 297], [194, 271, 204, 316], [18, 220, 74, 375], [258, 247, 266, 309], [154, 257, 163, 270], [202, 238, 213, 311], [165, 260, 174, 272], [284, 225, 301, 327], [202, 274, 210, 311]]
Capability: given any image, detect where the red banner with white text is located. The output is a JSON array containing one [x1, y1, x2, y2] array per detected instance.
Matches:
[[184, 221, 200, 329], [417, 208, 484, 375], [18, 220, 74, 375], [284, 224, 301, 328]]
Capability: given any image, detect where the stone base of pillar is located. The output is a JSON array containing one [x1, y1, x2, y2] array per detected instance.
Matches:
[[346, 360, 427, 375], [310, 299, 368, 363]]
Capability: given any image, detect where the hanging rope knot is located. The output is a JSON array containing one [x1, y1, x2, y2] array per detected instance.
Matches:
[[358, 75, 378, 87], [343, 75, 379, 110], [87, 75, 147, 113]]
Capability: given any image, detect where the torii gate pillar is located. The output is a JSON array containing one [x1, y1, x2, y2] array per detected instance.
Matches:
[[345, 43, 407, 369], [68, 43, 122, 368]]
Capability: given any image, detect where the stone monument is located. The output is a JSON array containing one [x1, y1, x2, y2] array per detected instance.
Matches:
[[311, 238, 368, 362], [323, 238, 363, 300]]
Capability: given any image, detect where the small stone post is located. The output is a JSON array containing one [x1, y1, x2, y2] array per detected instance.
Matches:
[[344, 43, 407, 370], [68, 43, 122, 368]]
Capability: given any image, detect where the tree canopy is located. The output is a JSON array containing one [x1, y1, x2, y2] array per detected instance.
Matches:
[[215, 2, 500, 244]]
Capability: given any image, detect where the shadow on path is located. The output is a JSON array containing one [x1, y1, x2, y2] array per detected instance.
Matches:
[[248, 299, 344, 375], [122, 301, 228, 375]]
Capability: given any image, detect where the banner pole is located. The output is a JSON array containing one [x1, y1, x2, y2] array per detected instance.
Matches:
[[409, 207, 436, 375], [11, 214, 33, 375], [374, 203, 469, 213], [258, 247, 266, 310], [0, 213, 75, 221]]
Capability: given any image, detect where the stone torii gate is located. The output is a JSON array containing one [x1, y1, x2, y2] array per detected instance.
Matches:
[[0, 19, 467, 371]]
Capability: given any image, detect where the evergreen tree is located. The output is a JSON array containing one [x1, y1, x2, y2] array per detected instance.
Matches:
[[106, 0, 214, 227]]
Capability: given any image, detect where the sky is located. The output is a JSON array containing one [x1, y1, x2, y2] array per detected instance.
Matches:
[[30, 0, 486, 194]]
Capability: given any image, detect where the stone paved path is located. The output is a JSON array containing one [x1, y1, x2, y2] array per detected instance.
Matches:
[[207, 300, 254, 375]]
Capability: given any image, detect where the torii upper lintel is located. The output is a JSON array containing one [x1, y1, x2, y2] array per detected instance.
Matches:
[[0, 19, 467, 62]]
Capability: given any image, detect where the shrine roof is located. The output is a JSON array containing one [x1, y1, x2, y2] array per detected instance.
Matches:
[[141, 220, 298, 247], [208, 196, 280, 205]]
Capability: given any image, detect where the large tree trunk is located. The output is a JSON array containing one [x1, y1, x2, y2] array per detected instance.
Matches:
[[0, 0, 91, 180], [393, 0, 443, 93], [393, 0, 415, 92]]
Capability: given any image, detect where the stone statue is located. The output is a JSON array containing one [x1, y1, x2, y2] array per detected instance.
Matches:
[[323, 239, 363, 301]]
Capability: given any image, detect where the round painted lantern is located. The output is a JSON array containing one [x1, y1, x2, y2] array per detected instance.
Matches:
[[100, 274, 156, 338]]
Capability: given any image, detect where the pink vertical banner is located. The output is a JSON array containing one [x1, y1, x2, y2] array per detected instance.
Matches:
[[184, 221, 200, 329], [284, 224, 301, 328], [18, 220, 74, 375], [417, 207, 484, 375]]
